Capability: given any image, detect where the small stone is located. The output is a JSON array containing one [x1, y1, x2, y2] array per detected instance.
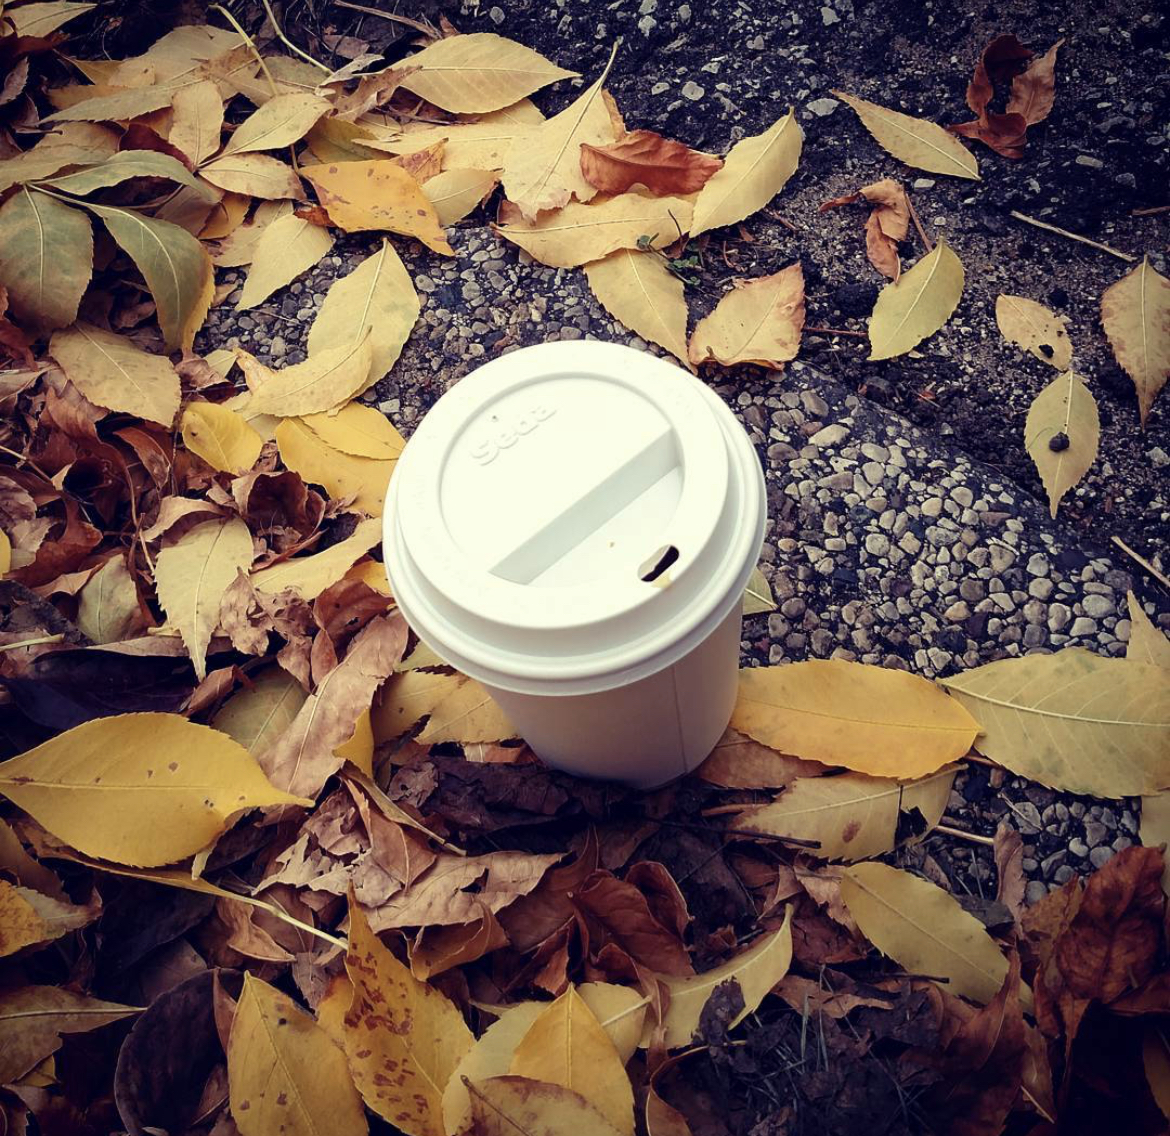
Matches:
[[1028, 578, 1054, 600], [1068, 837, 1089, 858], [1048, 603, 1072, 632], [1082, 593, 1114, 618], [811, 423, 849, 447], [1069, 616, 1098, 637], [1041, 850, 1066, 877], [651, 81, 670, 95], [678, 3, 692, 20], [898, 532, 922, 555], [1025, 880, 1048, 905], [820, 5, 840, 23], [944, 601, 971, 622], [807, 97, 840, 117], [1088, 846, 1114, 869], [912, 178, 936, 190], [1026, 553, 1050, 577], [921, 497, 943, 518], [1053, 865, 1076, 885], [489, 5, 505, 23], [801, 390, 829, 416], [1084, 820, 1108, 846], [1149, 446, 1170, 469], [1075, 154, 1104, 169], [951, 485, 973, 508], [1012, 801, 1042, 834], [865, 533, 890, 557], [682, 81, 705, 101]]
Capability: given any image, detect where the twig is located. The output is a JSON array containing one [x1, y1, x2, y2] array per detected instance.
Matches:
[[1009, 210, 1136, 263], [334, 0, 439, 38], [0, 441, 54, 485], [964, 753, 999, 768], [1132, 205, 1170, 217], [933, 822, 995, 847], [1112, 536, 1170, 590], [210, 4, 279, 97], [259, 0, 331, 73], [763, 208, 799, 233], [701, 803, 751, 817], [0, 634, 65, 652], [905, 192, 933, 253], [805, 325, 867, 339]]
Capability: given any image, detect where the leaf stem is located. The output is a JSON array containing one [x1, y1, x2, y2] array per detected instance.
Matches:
[[333, 0, 439, 37], [0, 634, 65, 652], [1111, 536, 1170, 590], [932, 822, 995, 847], [210, 4, 279, 97], [258, 0, 331, 73], [904, 192, 933, 253]]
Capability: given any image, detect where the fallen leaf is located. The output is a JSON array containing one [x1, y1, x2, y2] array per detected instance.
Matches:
[[250, 516, 383, 599], [730, 767, 956, 860], [0, 713, 307, 866], [496, 191, 693, 268], [741, 566, 775, 615], [43, 85, 175, 124], [949, 35, 1038, 158], [647, 907, 792, 1049], [213, 666, 307, 754], [1006, 39, 1065, 126], [501, 50, 618, 218], [372, 670, 462, 741], [732, 660, 978, 778], [236, 213, 335, 310], [410, 905, 507, 979], [212, 199, 294, 267], [240, 335, 374, 417], [840, 862, 1013, 1005], [302, 161, 452, 255], [169, 79, 225, 165], [1100, 256, 1170, 427], [995, 294, 1073, 370], [581, 129, 722, 196], [7, 0, 97, 36], [180, 400, 264, 475], [200, 152, 303, 199], [835, 91, 979, 179], [389, 99, 544, 170], [343, 895, 474, 1135], [0, 817, 65, 899], [575, 870, 693, 976], [76, 555, 141, 644], [417, 673, 516, 743], [867, 237, 964, 360], [423, 167, 499, 225], [821, 178, 910, 280], [689, 262, 805, 368], [0, 986, 136, 1084], [993, 822, 1026, 923], [942, 649, 1170, 796], [155, 517, 254, 679], [691, 109, 802, 236], [584, 247, 690, 367], [50, 322, 180, 426], [1024, 369, 1100, 517], [306, 239, 419, 388], [300, 402, 406, 461], [228, 973, 367, 1136], [275, 417, 394, 515], [0, 188, 93, 333], [223, 92, 331, 155], [1127, 591, 1170, 669], [201, 192, 251, 240], [467, 1076, 626, 1136], [0, 881, 99, 956], [772, 973, 893, 1019], [695, 727, 826, 789]]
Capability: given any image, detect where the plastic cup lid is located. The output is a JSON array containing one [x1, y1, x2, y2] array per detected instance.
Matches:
[[383, 341, 765, 691]]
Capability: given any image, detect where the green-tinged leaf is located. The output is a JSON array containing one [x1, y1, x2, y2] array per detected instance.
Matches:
[[237, 213, 334, 310], [7, 1, 96, 36], [180, 400, 264, 474], [0, 188, 92, 332], [43, 85, 175, 124], [212, 666, 308, 755], [1024, 370, 1100, 517], [223, 92, 332, 154], [742, 565, 775, 614], [76, 554, 141, 644], [867, 238, 964, 360], [941, 648, 1170, 797], [37, 150, 201, 195]]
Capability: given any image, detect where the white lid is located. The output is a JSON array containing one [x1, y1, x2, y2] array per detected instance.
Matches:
[[383, 341, 765, 695]]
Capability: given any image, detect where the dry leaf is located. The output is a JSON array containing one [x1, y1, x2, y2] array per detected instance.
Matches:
[[423, 168, 499, 225], [730, 767, 957, 860], [387, 99, 544, 170], [1006, 39, 1065, 126], [995, 294, 1073, 370], [340, 896, 474, 1135], [821, 179, 909, 281], [1100, 256, 1170, 427], [0, 713, 308, 866], [201, 191, 250, 240], [732, 660, 978, 778], [43, 85, 175, 124], [467, 1076, 626, 1136], [0, 881, 99, 957], [201, 152, 303, 199], [50, 322, 180, 427], [228, 973, 368, 1136], [239, 336, 374, 418], [7, 1, 97, 36], [212, 666, 307, 755], [251, 516, 383, 599], [581, 129, 722, 196], [1024, 369, 1099, 517], [301, 402, 406, 460], [689, 262, 805, 368], [868, 237, 964, 360], [496, 191, 693, 268], [76, 554, 142, 644], [236, 213, 335, 310], [275, 418, 394, 516], [169, 79, 225, 165], [302, 161, 452, 255], [417, 673, 516, 743], [695, 727, 826, 789], [1139, 792, 1170, 897], [1127, 591, 1170, 670], [155, 517, 254, 679], [223, 93, 331, 155], [835, 91, 979, 179], [181, 400, 264, 475], [585, 248, 690, 368], [840, 862, 1013, 1005], [372, 670, 459, 741], [941, 648, 1170, 797], [212, 199, 294, 267], [397, 33, 575, 113], [691, 109, 802, 236]]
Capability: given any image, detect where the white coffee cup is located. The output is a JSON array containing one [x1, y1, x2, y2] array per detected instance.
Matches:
[[382, 341, 766, 788]]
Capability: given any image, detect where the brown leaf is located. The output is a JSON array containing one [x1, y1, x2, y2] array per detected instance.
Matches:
[[1006, 39, 1065, 125], [773, 973, 894, 1019], [411, 904, 509, 979], [694, 727, 827, 789], [820, 178, 909, 280], [993, 821, 1026, 924], [964, 35, 1033, 119], [579, 129, 722, 196], [231, 469, 324, 548], [498, 830, 600, 952]]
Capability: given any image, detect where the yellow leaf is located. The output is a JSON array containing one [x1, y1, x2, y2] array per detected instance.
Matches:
[[467, 1077, 626, 1136], [689, 262, 804, 368], [840, 862, 1012, 1005], [417, 674, 517, 744], [741, 566, 775, 615], [691, 109, 802, 236], [228, 974, 368, 1136], [302, 402, 407, 460], [7, 1, 96, 36], [372, 669, 459, 741], [0, 188, 93, 333], [0, 817, 65, 899], [585, 247, 690, 367], [200, 191, 250, 239], [510, 986, 633, 1135], [647, 908, 792, 1050], [212, 199, 295, 267], [501, 50, 618, 218], [423, 167, 499, 225], [1024, 370, 1099, 517], [995, 294, 1073, 370], [1127, 591, 1170, 669], [275, 418, 394, 515], [0, 530, 9, 577], [76, 555, 141, 644], [941, 648, 1170, 797], [0, 714, 308, 867], [155, 517, 254, 679], [153, 179, 223, 235], [223, 92, 331, 155], [181, 400, 264, 475], [306, 239, 420, 388], [348, 559, 393, 594], [50, 322, 179, 426], [0, 122, 118, 193], [397, 32, 576, 113], [87, 202, 213, 350], [302, 161, 452, 255], [334, 708, 374, 776], [251, 516, 383, 598], [387, 99, 545, 170], [497, 191, 692, 268], [169, 79, 224, 165], [1100, 255, 1170, 426], [0, 881, 98, 957], [240, 335, 374, 417], [343, 897, 474, 1136], [0, 986, 136, 1085], [867, 238, 964, 360], [42, 85, 174, 124], [38, 150, 201, 196], [200, 152, 303, 199], [212, 666, 307, 755], [732, 660, 978, 778], [236, 213, 335, 310], [835, 91, 980, 180], [578, 983, 649, 1064], [730, 767, 956, 860]]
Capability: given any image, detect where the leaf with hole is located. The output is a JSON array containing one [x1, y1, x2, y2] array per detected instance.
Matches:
[[1024, 370, 1099, 517], [996, 294, 1073, 370]]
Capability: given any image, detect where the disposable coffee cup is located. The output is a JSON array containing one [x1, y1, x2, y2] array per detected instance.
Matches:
[[382, 341, 767, 788]]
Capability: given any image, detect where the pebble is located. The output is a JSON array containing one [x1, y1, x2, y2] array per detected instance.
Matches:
[[1075, 154, 1105, 168], [807, 97, 839, 116], [811, 423, 849, 447], [682, 81, 705, 101], [820, 5, 840, 23]]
